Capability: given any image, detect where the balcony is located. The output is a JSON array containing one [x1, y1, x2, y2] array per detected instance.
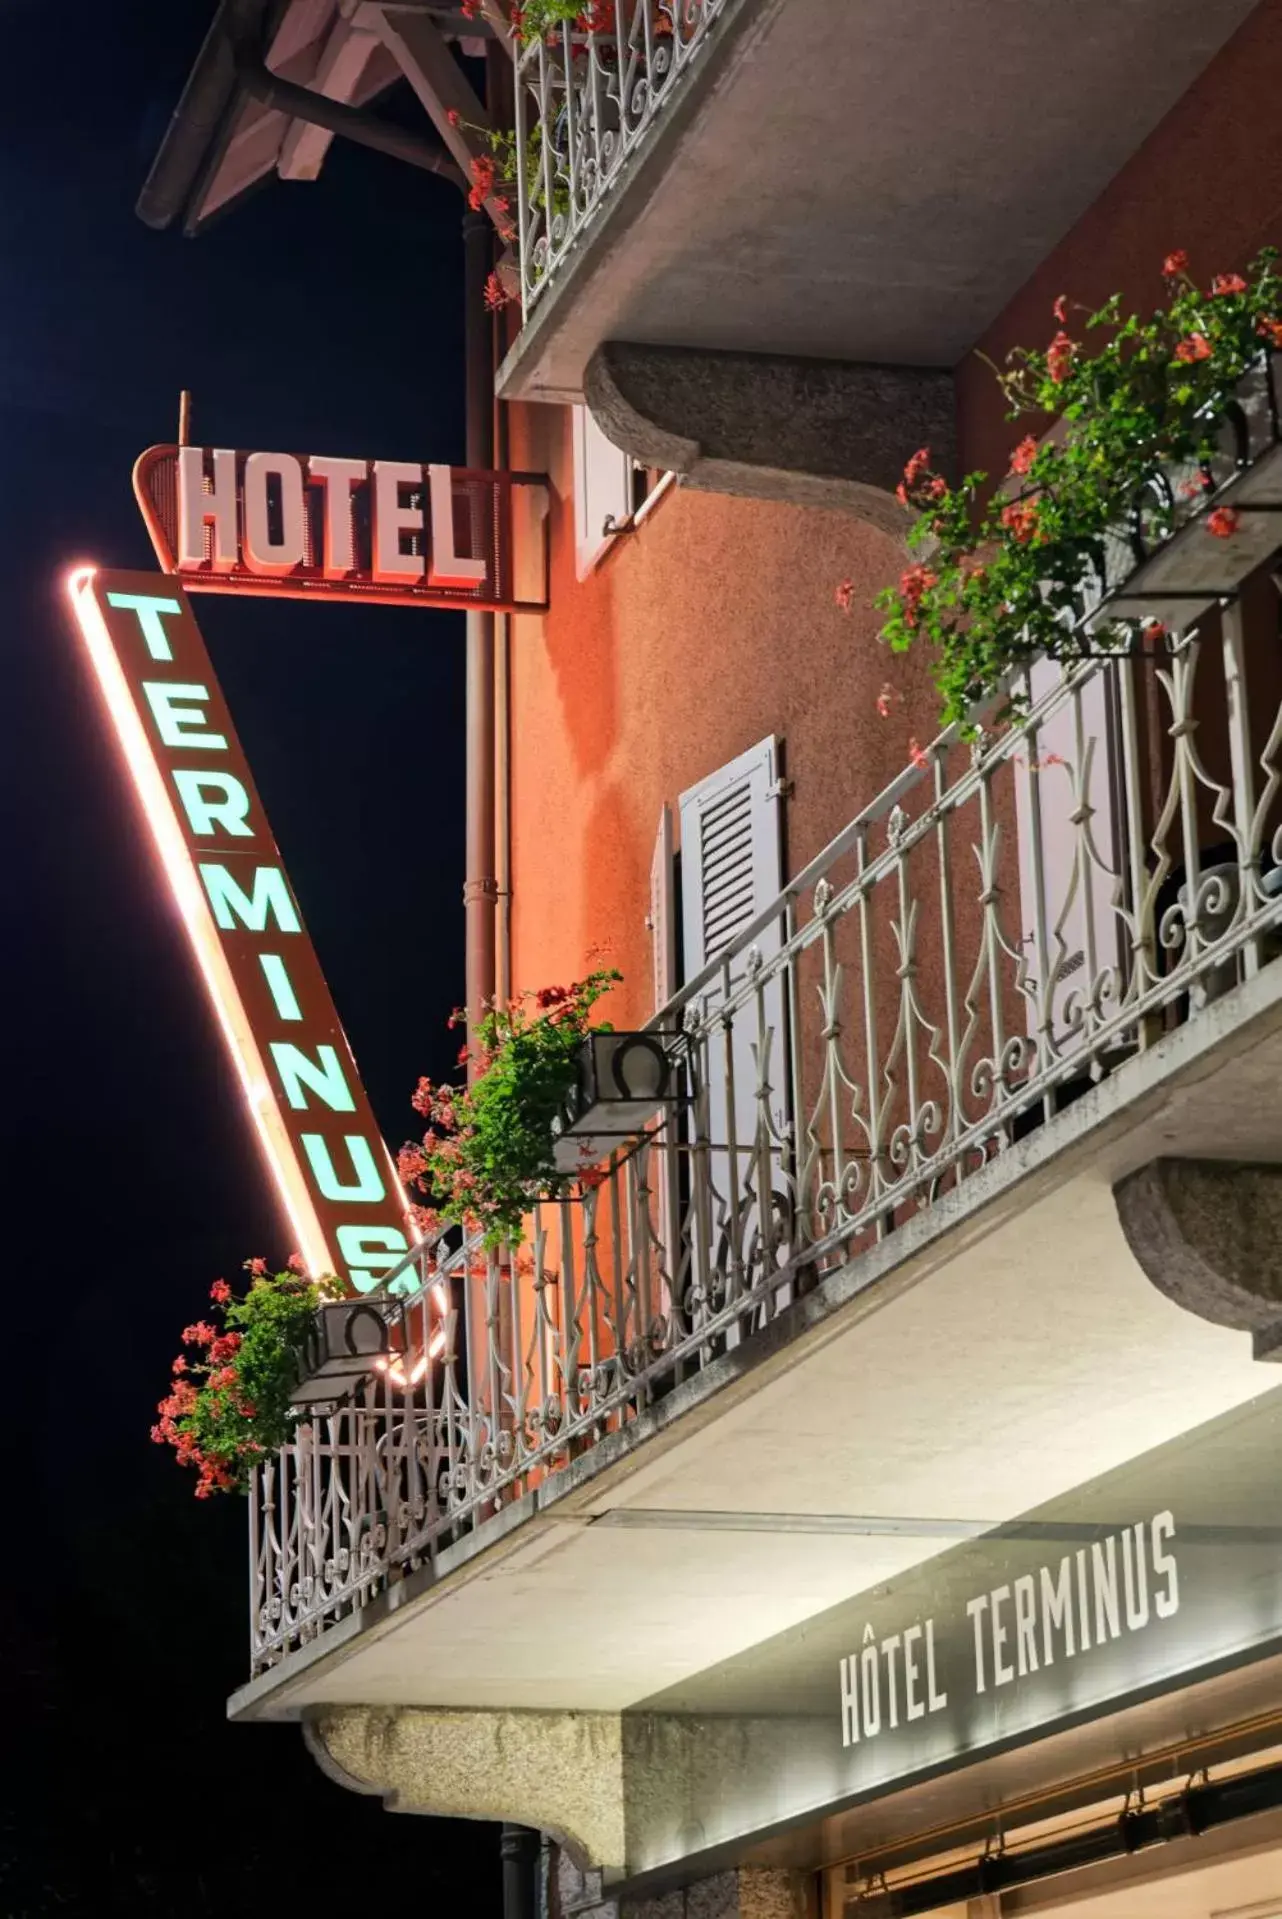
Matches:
[[500, 0, 1259, 403], [241, 467, 1282, 1761]]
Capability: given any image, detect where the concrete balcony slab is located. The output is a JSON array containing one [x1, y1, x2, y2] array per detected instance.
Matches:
[[499, 0, 1257, 405]]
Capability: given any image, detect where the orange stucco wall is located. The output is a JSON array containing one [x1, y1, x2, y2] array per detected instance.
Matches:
[[505, 0, 1282, 1014], [505, 405, 938, 1014]]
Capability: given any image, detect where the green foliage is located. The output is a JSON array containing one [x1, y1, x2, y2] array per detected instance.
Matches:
[[512, 0, 615, 42], [876, 249, 1282, 728], [151, 1262, 343, 1496], [401, 971, 623, 1248]]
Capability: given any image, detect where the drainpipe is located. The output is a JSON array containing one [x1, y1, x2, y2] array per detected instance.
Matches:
[[500, 1824, 540, 1919], [463, 205, 498, 1048]]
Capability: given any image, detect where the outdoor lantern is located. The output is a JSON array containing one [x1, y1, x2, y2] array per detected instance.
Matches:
[[551, 1030, 684, 1174], [290, 1299, 398, 1408]]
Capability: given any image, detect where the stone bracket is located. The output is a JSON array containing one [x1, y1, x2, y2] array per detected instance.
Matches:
[[305, 1705, 626, 1870], [1114, 1157, 1282, 1359], [583, 341, 956, 538]]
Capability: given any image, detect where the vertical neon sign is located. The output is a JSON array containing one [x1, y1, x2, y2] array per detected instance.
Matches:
[[67, 566, 417, 1295]]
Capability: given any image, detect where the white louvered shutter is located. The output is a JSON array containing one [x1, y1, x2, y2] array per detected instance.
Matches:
[[678, 738, 788, 1224], [573, 404, 633, 579]]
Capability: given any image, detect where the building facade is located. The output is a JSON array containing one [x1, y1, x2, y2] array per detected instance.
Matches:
[[139, 3, 1282, 1916]]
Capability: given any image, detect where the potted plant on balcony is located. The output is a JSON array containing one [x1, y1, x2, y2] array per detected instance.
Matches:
[[870, 248, 1282, 728], [400, 970, 684, 1248], [151, 1258, 346, 1497]]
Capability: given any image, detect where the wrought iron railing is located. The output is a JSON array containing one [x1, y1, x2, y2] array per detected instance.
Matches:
[[250, 397, 1282, 1674], [513, 0, 728, 314]]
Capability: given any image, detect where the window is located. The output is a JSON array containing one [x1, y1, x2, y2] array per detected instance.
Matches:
[[573, 404, 632, 579], [572, 403, 668, 578], [677, 737, 789, 1230]]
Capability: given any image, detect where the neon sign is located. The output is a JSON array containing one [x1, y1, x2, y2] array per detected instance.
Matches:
[[67, 566, 418, 1296], [133, 444, 548, 612]]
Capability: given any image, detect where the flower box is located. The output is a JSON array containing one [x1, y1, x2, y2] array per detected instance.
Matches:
[[1086, 352, 1282, 632], [549, 1029, 686, 1174], [289, 1299, 399, 1408]]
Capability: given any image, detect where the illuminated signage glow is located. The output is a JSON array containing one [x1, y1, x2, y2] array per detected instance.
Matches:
[[134, 444, 548, 612], [67, 566, 420, 1296]]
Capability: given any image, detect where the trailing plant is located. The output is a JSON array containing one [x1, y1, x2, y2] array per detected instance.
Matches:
[[151, 1259, 342, 1497], [871, 248, 1282, 728], [400, 969, 623, 1248], [452, 111, 569, 232], [509, 0, 617, 41]]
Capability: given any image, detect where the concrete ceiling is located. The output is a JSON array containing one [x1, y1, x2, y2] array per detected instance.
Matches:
[[499, 0, 1261, 401]]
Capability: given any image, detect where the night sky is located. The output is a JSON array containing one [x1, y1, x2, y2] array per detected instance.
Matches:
[[2, 3, 500, 1909]]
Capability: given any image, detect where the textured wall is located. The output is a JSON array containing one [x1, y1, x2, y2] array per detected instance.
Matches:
[[505, 403, 939, 1023], [958, 0, 1282, 477], [311, 1705, 626, 1869]]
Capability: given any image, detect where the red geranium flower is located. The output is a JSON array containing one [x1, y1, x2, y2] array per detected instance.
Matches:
[[1162, 250, 1189, 278], [1046, 331, 1075, 384], [1174, 333, 1212, 363], [468, 152, 496, 211], [1211, 273, 1247, 297], [1001, 501, 1040, 545], [1009, 435, 1039, 477], [1206, 506, 1241, 539], [902, 447, 931, 489]]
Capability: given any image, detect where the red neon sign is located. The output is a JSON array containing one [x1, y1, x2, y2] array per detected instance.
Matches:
[[66, 566, 421, 1296], [134, 444, 548, 612]]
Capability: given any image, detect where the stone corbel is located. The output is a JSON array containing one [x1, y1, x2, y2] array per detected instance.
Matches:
[[305, 1705, 627, 1870], [1113, 1157, 1282, 1359], [584, 341, 956, 539]]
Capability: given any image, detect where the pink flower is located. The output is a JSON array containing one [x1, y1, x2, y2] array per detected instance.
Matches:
[[1009, 435, 1039, 476], [446, 107, 461, 127], [1162, 249, 1189, 278], [1211, 272, 1247, 297], [245, 1256, 267, 1277], [1206, 505, 1241, 538], [1052, 294, 1068, 323], [835, 578, 854, 613], [210, 1278, 231, 1304], [181, 1320, 216, 1348], [908, 738, 930, 771], [1046, 331, 1075, 384], [875, 682, 897, 719], [287, 1252, 306, 1273], [1174, 333, 1212, 363]]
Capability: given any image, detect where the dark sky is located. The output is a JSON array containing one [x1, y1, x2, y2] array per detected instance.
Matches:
[[1, 4, 499, 1910]]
